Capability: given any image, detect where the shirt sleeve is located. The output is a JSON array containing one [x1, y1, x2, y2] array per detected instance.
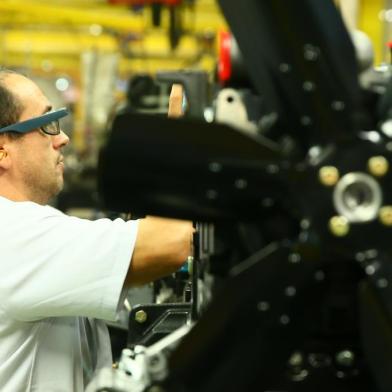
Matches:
[[1, 201, 138, 322]]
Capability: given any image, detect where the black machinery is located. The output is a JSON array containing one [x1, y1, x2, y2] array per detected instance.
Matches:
[[90, 0, 392, 391]]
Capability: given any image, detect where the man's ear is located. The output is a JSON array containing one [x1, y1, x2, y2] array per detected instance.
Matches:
[[0, 149, 7, 160], [0, 147, 10, 169]]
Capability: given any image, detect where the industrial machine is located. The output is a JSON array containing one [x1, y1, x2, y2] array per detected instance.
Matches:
[[88, 0, 392, 391]]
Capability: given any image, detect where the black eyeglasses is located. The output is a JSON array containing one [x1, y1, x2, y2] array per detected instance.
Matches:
[[0, 107, 69, 136]]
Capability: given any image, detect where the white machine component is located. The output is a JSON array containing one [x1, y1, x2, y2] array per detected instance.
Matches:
[[215, 88, 259, 135], [85, 324, 192, 392]]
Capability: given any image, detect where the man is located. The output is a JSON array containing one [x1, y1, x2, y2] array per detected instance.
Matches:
[[0, 69, 193, 391]]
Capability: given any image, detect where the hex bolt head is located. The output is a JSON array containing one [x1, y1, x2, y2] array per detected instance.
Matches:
[[379, 206, 392, 226], [368, 156, 389, 177], [135, 310, 147, 323], [319, 166, 339, 186], [335, 350, 355, 367], [329, 215, 350, 237], [288, 351, 303, 367]]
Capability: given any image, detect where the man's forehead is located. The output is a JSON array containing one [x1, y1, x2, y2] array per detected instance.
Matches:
[[4, 74, 51, 117], [4, 73, 41, 96]]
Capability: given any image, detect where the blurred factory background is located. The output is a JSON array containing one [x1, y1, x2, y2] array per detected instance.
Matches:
[[0, 0, 390, 213], [0, 0, 227, 154]]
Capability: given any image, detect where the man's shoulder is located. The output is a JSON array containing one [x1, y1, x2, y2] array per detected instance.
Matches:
[[0, 196, 64, 219]]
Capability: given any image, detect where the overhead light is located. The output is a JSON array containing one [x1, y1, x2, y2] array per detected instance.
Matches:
[[55, 77, 70, 92]]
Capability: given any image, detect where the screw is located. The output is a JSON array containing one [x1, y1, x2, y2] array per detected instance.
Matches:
[[304, 44, 320, 61], [257, 301, 270, 311], [377, 278, 389, 288], [135, 310, 147, 323], [279, 63, 291, 73], [280, 314, 290, 325], [331, 101, 345, 111], [365, 264, 376, 275], [368, 156, 389, 177], [234, 178, 248, 189], [314, 270, 325, 281], [288, 253, 301, 263], [301, 116, 312, 126], [329, 215, 350, 237], [319, 166, 339, 186], [285, 286, 296, 297], [288, 351, 303, 367], [379, 206, 392, 226], [291, 369, 309, 382], [206, 189, 218, 200], [335, 350, 355, 367], [303, 81, 315, 92], [208, 162, 222, 173]]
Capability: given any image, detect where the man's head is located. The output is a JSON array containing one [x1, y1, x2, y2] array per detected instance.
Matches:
[[0, 69, 70, 205]]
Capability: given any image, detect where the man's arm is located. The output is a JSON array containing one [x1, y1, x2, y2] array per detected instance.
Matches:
[[125, 216, 193, 286], [125, 83, 192, 287]]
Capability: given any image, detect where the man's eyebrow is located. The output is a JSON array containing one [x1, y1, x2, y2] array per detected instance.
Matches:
[[41, 105, 53, 115]]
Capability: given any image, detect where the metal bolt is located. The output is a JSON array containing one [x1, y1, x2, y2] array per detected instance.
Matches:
[[368, 156, 389, 177], [379, 206, 392, 226], [301, 116, 312, 126], [377, 278, 389, 288], [288, 351, 303, 367], [300, 219, 310, 229], [329, 215, 350, 237], [331, 101, 345, 111], [319, 166, 339, 186], [335, 350, 355, 367], [257, 301, 270, 311], [303, 81, 315, 92], [285, 286, 296, 297], [135, 310, 147, 323], [304, 44, 320, 61], [266, 164, 279, 174], [365, 264, 376, 275], [206, 189, 218, 200], [208, 162, 222, 173], [279, 63, 291, 73], [314, 270, 325, 281], [288, 253, 301, 263], [291, 369, 309, 382], [280, 314, 290, 325], [234, 178, 248, 189]]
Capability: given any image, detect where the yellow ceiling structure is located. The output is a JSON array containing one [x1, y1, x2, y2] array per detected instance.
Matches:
[[0, 0, 228, 152], [0, 0, 228, 74]]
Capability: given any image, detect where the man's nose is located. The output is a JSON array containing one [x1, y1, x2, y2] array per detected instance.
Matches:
[[53, 130, 70, 149]]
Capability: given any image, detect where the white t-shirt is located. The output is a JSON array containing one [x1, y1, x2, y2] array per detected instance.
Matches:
[[0, 196, 139, 391]]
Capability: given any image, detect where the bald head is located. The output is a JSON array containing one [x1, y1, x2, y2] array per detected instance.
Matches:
[[0, 69, 25, 129]]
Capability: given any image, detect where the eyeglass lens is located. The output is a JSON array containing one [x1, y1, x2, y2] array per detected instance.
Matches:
[[41, 120, 60, 135]]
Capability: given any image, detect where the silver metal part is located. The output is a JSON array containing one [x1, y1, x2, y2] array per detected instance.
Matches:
[[288, 351, 303, 367], [335, 350, 355, 367], [86, 324, 192, 392], [333, 172, 382, 223], [85, 367, 144, 392]]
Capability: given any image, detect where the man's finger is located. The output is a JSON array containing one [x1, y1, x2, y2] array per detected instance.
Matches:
[[168, 83, 184, 118]]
